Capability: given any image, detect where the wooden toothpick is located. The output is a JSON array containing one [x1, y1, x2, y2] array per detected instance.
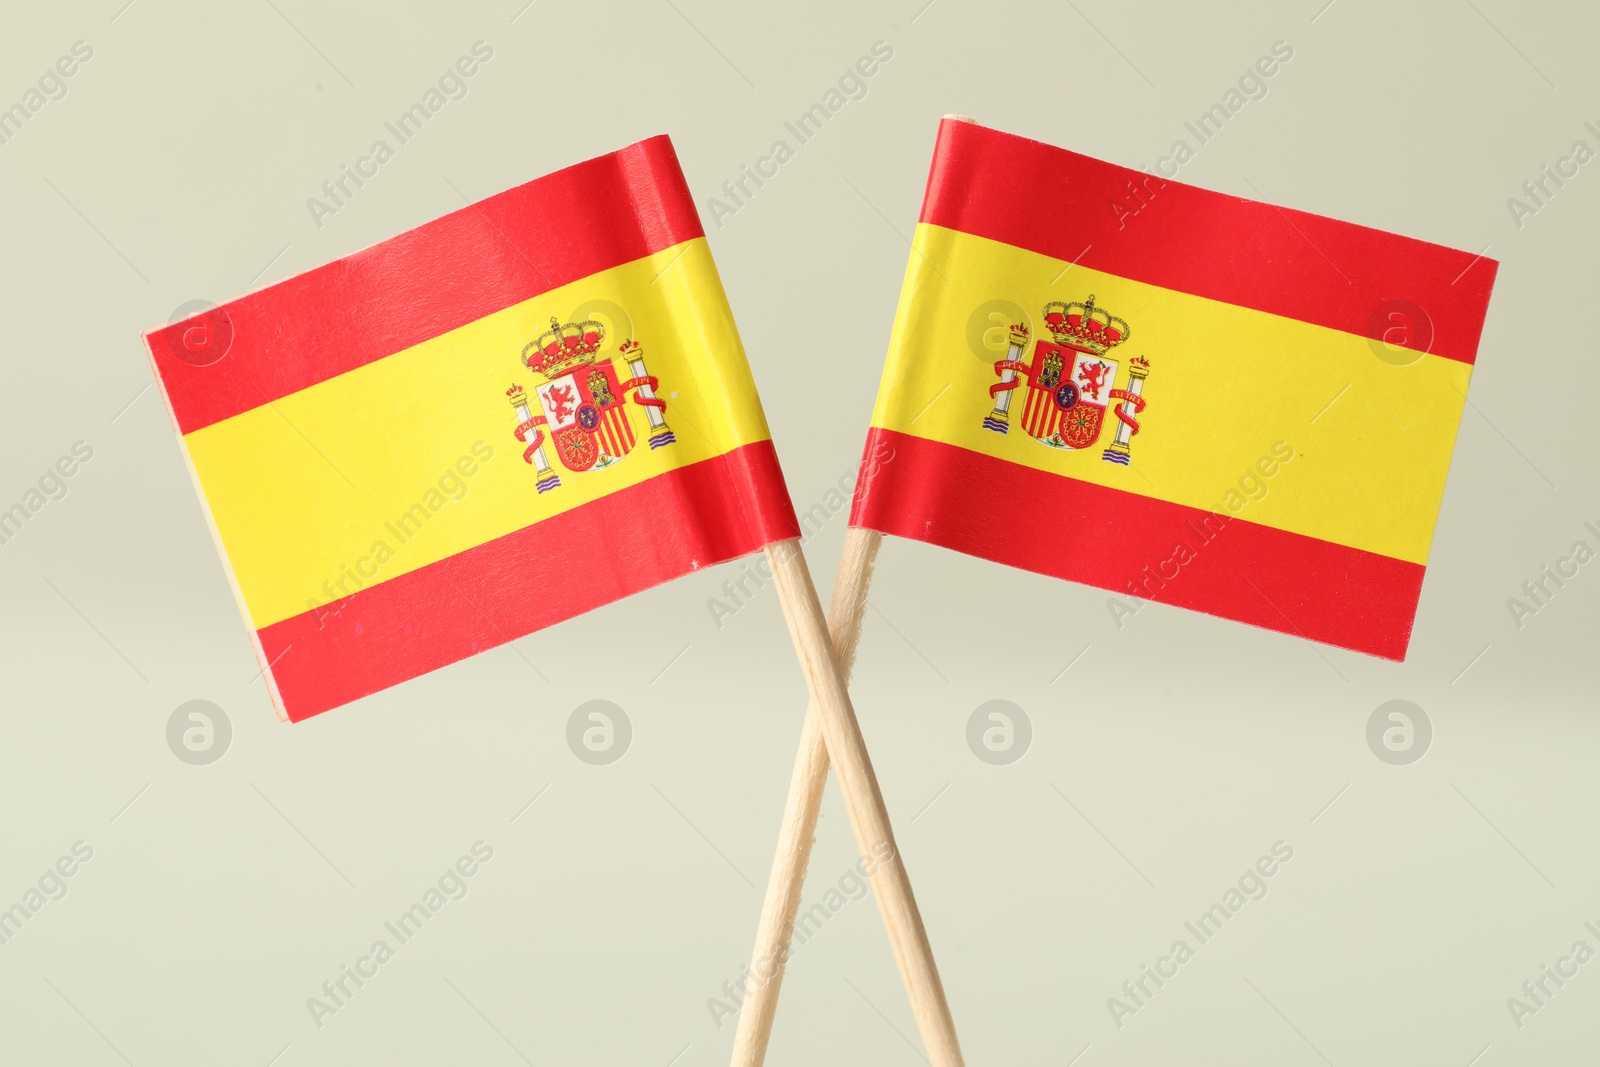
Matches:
[[740, 530, 961, 1066]]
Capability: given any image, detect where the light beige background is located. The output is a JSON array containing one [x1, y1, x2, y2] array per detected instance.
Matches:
[[1, 0, 1596, 1064]]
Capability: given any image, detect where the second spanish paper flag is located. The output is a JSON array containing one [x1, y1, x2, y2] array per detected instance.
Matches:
[[852, 119, 1498, 659], [146, 136, 798, 720], [145, 135, 965, 1059]]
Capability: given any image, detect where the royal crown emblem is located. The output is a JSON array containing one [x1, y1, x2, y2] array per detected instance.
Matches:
[[1041, 296, 1129, 355], [505, 314, 675, 492], [980, 295, 1150, 464], [525, 316, 607, 377]]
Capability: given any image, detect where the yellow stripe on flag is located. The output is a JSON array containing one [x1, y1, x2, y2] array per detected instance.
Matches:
[[873, 225, 1473, 566], [184, 238, 772, 629]]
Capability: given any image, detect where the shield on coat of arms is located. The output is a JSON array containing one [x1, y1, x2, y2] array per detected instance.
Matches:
[[535, 358, 638, 472], [1018, 340, 1120, 450]]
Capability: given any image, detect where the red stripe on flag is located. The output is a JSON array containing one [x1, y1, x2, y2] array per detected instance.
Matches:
[[258, 441, 798, 721], [147, 136, 704, 435], [920, 120, 1496, 366], [850, 429, 1423, 660]]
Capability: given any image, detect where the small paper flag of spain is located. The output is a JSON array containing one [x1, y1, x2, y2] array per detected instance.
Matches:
[[146, 136, 798, 720], [851, 119, 1498, 659]]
